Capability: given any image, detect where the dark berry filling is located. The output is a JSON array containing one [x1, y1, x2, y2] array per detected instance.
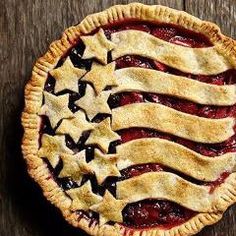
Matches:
[[207, 172, 230, 193], [69, 45, 93, 70], [103, 21, 212, 47], [120, 163, 164, 179], [39, 115, 55, 136], [122, 199, 196, 229], [44, 75, 55, 93], [116, 55, 153, 69], [40, 20, 235, 229]]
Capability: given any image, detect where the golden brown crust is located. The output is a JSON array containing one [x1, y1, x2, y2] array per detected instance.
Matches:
[[21, 3, 236, 236], [75, 84, 111, 120], [113, 67, 236, 106], [117, 172, 232, 212], [116, 138, 236, 182], [111, 30, 232, 75], [112, 103, 235, 143]]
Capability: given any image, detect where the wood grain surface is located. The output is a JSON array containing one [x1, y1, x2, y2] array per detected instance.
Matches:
[[0, 0, 235, 235]]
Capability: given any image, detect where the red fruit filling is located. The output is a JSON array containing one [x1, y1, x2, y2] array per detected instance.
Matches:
[[122, 199, 196, 229], [119, 92, 144, 106], [169, 35, 206, 48], [42, 20, 236, 229], [102, 21, 212, 47], [152, 26, 177, 41], [116, 55, 153, 69], [206, 172, 230, 193], [120, 163, 164, 179]]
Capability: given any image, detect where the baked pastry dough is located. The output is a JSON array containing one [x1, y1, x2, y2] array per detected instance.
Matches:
[[81, 62, 117, 94], [116, 138, 236, 181], [112, 103, 235, 143], [90, 191, 127, 225], [111, 30, 232, 75], [85, 118, 120, 153], [50, 57, 86, 93], [75, 84, 111, 120], [39, 92, 74, 128], [56, 110, 94, 143], [88, 149, 121, 184], [67, 181, 102, 211], [38, 134, 73, 168], [117, 172, 213, 212], [113, 67, 236, 105], [81, 28, 116, 64]]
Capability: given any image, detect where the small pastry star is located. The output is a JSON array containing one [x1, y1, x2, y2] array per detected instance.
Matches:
[[81, 28, 116, 64], [88, 149, 121, 185], [59, 151, 92, 184], [38, 134, 73, 168], [90, 190, 127, 225], [39, 92, 74, 128], [75, 84, 111, 120], [85, 118, 121, 153], [81, 62, 117, 94], [66, 181, 102, 211], [56, 110, 94, 143], [50, 57, 87, 93]]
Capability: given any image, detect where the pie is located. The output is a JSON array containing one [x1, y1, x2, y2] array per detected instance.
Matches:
[[21, 3, 236, 236]]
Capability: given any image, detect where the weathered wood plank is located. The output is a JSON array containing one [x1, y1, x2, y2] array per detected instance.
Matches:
[[185, 1, 236, 235], [184, 0, 236, 38]]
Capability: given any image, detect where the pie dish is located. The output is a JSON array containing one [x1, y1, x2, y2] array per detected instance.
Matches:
[[21, 3, 236, 236]]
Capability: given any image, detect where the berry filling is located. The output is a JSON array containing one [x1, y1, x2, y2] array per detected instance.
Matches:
[[103, 21, 212, 47], [120, 163, 164, 179], [40, 20, 236, 229], [207, 172, 230, 193], [122, 199, 196, 229]]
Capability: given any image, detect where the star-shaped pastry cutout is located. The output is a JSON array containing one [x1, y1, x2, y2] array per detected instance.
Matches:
[[56, 110, 94, 143], [59, 151, 92, 184], [75, 84, 111, 120], [81, 28, 116, 64], [81, 62, 117, 94], [85, 118, 121, 153], [38, 134, 73, 168], [90, 190, 127, 225], [39, 92, 74, 128], [50, 57, 87, 93], [66, 181, 102, 211], [88, 149, 121, 185]]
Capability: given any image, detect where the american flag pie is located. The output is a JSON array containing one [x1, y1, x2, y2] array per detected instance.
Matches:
[[22, 3, 236, 236]]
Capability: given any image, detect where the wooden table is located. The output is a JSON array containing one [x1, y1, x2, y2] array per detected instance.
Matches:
[[1, 0, 236, 235]]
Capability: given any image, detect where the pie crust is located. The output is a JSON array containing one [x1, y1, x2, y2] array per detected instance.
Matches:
[[116, 138, 236, 182], [112, 67, 236, 105], [111, 30, 232, 74], [112, 103, 235, 143], [21, 3, 236, 236]]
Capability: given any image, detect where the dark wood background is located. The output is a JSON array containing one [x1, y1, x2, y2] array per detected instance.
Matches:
[[1, 0, 236, 235]]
